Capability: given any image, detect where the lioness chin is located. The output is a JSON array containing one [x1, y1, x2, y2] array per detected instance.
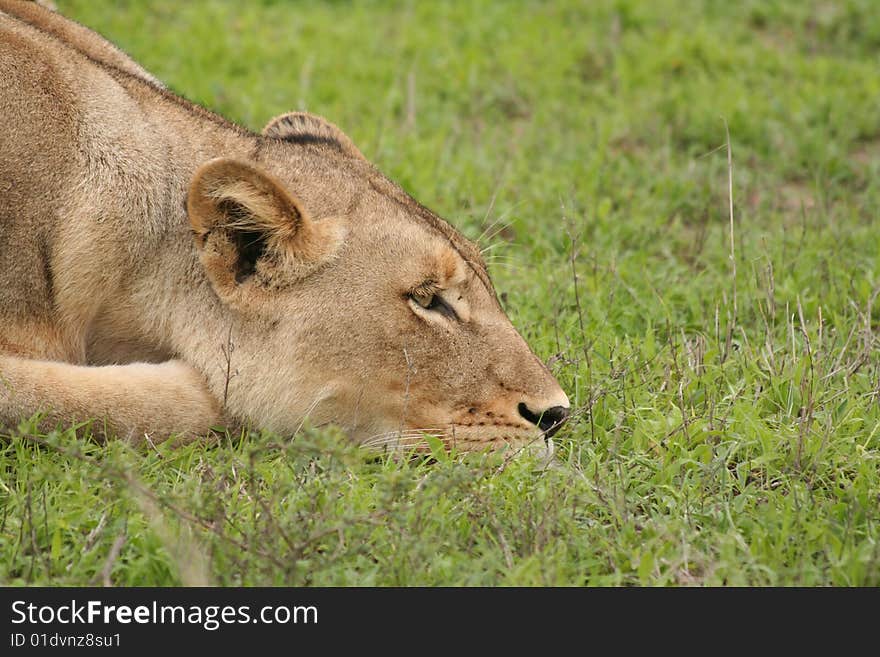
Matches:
[[0, 0, 570, 454]]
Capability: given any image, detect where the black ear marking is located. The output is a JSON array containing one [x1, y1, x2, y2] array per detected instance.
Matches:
[[230, 228, 267, 284], [280, 131, 345, 150], [262, 112, 366, 160], [216, 198, 269, 284], [271, 115, 345, 151]]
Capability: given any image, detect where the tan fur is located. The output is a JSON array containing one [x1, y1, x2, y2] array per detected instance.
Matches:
[[0, 0, 163, 85], [0, 1, 569, 452]]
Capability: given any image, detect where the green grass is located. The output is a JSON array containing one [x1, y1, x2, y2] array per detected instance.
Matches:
[[2, 0, 880, 585]]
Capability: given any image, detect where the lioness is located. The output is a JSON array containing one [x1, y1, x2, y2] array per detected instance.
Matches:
[[0, 0, 570, 452]]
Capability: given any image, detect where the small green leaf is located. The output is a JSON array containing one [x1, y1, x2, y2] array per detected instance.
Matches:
[[424, 434, 450, 462]]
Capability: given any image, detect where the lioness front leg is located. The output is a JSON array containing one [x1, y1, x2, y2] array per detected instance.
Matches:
[[0, 355, 223, 443]]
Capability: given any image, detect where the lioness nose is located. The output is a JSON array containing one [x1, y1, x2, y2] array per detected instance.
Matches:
[[517, 403, 570, 438]]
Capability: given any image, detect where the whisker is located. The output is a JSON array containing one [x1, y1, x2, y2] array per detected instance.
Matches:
[[477, 220, 515, 247], [292, 387, 332, 437], [482, 247, 521, 258], [476, 200, 528, 247], [485, 261, 525, 272], [479, 242, 514, 256], [361, 428, 446, 449]]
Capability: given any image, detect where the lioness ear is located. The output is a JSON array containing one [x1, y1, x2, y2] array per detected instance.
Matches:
[[187, 158, 344, 305], [263, 112, 366, 161]]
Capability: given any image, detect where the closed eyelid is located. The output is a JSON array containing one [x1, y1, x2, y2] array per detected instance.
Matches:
[[408, 288, 460, 322], [431, 295, 458, 320]]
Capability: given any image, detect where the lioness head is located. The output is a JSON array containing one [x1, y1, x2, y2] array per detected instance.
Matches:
[[186, 112, 569, 453]]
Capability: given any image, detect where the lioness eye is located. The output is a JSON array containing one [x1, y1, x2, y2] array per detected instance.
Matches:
[[411, 293, 458, 321]]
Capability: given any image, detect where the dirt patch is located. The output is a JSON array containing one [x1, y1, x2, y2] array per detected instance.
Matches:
[[777, 181, 817, 213], [851, 137, 880, 165]]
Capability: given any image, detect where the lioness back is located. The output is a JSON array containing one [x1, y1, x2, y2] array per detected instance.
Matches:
[[0, 0, 162, 85]]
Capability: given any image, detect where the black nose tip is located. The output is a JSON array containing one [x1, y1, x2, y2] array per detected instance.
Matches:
[[517, 403, 570, 438]]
